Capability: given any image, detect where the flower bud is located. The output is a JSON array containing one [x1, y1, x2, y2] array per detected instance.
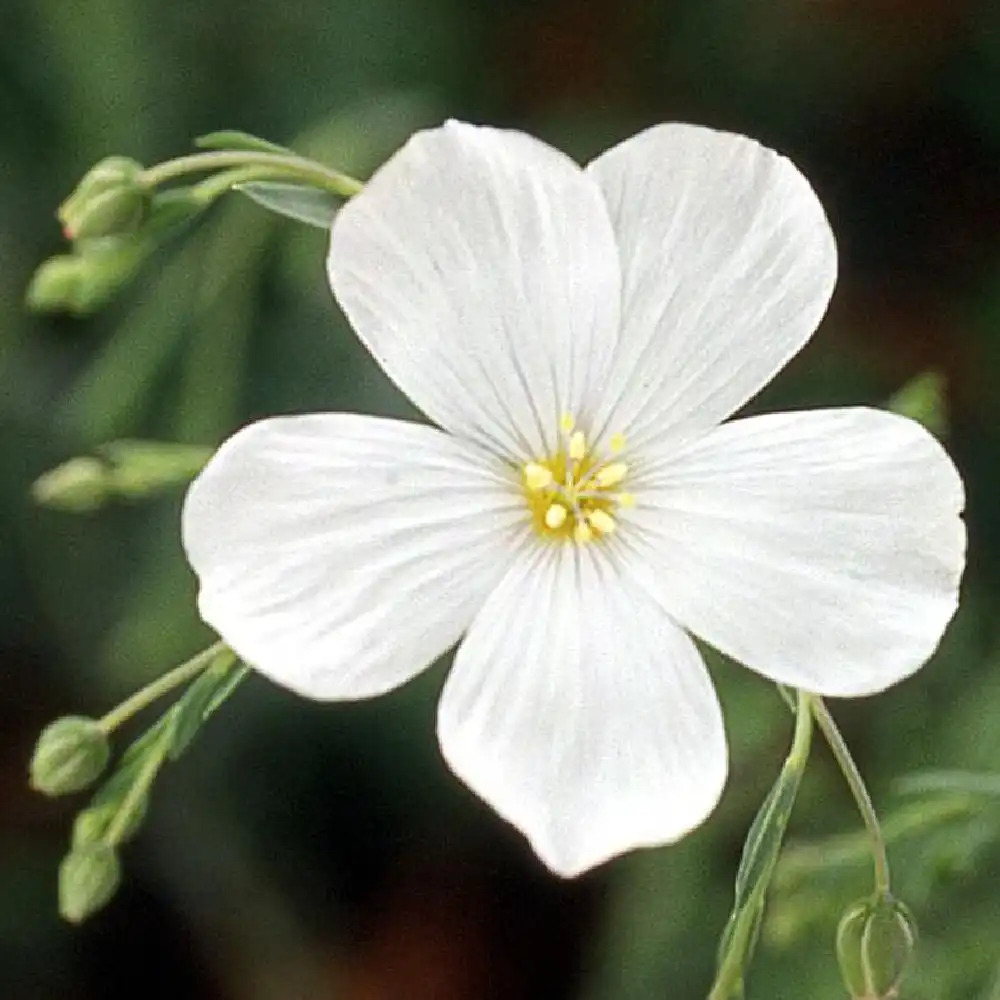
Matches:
[[72, 796, 148, 848], [58, 156, 149, 241], [836, 893, 917, 999], [32, 457, 110, 513], [59, 843, 121, 923], [26, 251, 126, 316], [886, 371, 947, 438], [25, 255, 89, 313], [101, 440, 213, 498], [29, 716, 110, 796]]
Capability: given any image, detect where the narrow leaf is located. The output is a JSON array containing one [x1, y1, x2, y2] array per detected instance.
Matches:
[[235, 180, 341, 228], [895, 770, 1000, 799], [167, 648, 240, 759], [195, 129, 295, 156], [711, 695, 812, 999]]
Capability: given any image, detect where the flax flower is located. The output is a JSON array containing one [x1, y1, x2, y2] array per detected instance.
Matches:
[[183, 121, 965, 876]]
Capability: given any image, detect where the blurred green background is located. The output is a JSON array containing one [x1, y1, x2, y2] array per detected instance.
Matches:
[[3, 0, 1000, 997]]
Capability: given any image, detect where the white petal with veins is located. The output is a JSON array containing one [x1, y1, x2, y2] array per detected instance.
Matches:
[[183, 414, 523, 699], [438, 543, 728, 876]]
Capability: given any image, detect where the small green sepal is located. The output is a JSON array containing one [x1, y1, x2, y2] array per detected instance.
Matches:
[[29, 716, 111, 796]]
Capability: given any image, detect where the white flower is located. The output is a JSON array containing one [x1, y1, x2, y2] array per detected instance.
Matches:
[[182, 121, 966, 876]]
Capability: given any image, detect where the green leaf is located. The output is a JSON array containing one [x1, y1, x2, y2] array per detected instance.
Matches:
[[710, 694, 812, 999], [895, 770, 1000, 799], [235, 180, 341, 228], [195, 129, 296, 156], [167, 648, 240, 759]]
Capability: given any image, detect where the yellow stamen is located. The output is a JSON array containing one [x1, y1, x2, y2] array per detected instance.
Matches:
[[594, 462, 628, 488], [524, 462, 553, 490], [521, 419, 632, 546], [544, 503, 568, 529], [586, 509, 616, 534]]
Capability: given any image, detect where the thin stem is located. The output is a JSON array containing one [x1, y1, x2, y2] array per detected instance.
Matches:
[[140, 151, 363, 198], [809, 696, 891, 894], [789, 687, 814, 767], [98, 642, 225, 735]]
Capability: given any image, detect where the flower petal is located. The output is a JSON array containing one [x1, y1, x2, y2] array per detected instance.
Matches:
[[437, 543, 728, 877], [622, 408, 965, 696], [587, 123, 838, 450], [182, 414, 524, 700], [329, 121, 621, 460]]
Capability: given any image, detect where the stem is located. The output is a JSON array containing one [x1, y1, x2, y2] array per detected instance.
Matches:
[[809, 696, 891, 894], [140, 151, 363, 198], [98, 642, 225, 735]]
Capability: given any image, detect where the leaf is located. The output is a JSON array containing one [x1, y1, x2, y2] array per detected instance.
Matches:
[[235, 180, 341, 228], [195, 129, 295, 156], [167, 648, 240, 759], [895, 770, 1000, 799], [716, 765, 805, 972], [710, 696, 812, 999]]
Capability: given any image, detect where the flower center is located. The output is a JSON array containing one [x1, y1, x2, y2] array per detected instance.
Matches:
[[521, 414, 634, 544]]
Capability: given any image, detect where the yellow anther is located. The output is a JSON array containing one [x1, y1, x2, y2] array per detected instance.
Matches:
[[586, 509, 616, 534], [544, 503, 568, 529], [559, 412, 575, 434], [524, 462, 553, 491], [569, 431, 587, 461], [574, 521, 593, 544], [617, 492, 635, 508], [594, 462, 628, 489], [609, 432, 626, 453]]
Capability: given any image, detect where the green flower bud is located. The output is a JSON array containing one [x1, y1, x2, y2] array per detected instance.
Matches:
[[886, 371, 947, 438], [32, 457, 110, 513], [59, 843, 121, 923], [72, 796, 148, 848], [101, 440, 214, 498], [58, 156, 149, 241], [26, 237, 151, 316], [29, 717, 111, 796], [25, 255, 90, 313], [837, 893, 917, 999]]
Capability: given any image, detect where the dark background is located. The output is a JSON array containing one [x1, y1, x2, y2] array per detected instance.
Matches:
[[2, 0, 1000, 997]]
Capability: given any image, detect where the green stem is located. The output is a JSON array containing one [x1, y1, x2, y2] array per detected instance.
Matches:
[[140, 150, 362, 198], [97, 642, 225, 735], [810, 696, 891, 894]]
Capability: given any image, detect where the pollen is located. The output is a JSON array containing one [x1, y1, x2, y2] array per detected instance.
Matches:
[[520, 416, 635, 545], [594, 462, 628, 489], [524, 462, 554, 491], [545, 503, 568, 529]]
